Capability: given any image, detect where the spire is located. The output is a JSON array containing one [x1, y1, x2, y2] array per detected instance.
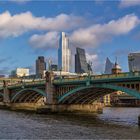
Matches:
[[112, 57, 122, 74]]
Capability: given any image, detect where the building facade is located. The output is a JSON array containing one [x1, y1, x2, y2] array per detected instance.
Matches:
[[112, 62, 122, 74], [75, 47, 89, 73], [11, 68, 29, 77], [58, 32, 71, 72], [36, 56, 46, 78], [128, 52, 140, 72], [50, 64, 58, 71], [104, 57, 114, 74]]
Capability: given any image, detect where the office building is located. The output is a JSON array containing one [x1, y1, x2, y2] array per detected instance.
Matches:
[[75, 47, 88, 73], [104, 57, 114, 74], [75, 47, 90, 73], [128, 52, 140, 72], [36, 56, 46, 77], [58, 32, 71, 72]]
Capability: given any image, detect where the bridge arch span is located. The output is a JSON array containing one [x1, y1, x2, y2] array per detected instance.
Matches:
[[58, 84, 140, 104], [11, 88, 47, 103]]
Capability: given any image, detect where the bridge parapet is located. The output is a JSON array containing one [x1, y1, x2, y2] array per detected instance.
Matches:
[[53, 72, 140, 84]]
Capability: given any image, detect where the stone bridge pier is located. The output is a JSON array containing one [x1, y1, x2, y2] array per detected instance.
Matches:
[[44, 72, 103, 113], [3, 80, 10, 105]]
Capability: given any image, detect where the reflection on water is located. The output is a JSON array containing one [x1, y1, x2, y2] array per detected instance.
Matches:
[[0, 107, 140, 139]]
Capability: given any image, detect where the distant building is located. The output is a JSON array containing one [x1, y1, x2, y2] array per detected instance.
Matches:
[[58, 32, 71, 72], [112, 61, 122, 74], [104, 57, 114, 74], [128, 52, 140, 72], [75, 47, 90, 74], [11, 68, 29, 77], [36, 56, 46, 78], [50, 64, 58, 71], [0, 75, 5, 78]]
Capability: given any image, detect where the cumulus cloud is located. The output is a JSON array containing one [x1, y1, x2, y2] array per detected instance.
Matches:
[[86, 53, 103, 73], [70, 14, 139, 48], [29, 32, 59, 49], [0, 11, 84, 38], [120, 0, 140, 8], [10, 0, 31, 3]]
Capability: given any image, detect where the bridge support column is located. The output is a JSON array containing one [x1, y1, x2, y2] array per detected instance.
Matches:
[[3, 81, 10, 104], [45, 71, 56, 104], [39, 103, 104, 114]]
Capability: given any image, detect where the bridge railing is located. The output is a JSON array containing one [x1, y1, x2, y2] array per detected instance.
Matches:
[[6, 80, 46, 88], [53, 71, 140, 83]]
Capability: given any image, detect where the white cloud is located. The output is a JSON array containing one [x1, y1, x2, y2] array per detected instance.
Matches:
[[9, 0, 31, 3], [0, 11, 84, 38], [86, 53, 98, 63], [86, 53, 103, 73], [29, 32, 59, 49], [120, 0, 140, 8], [70, 14, 139, 48]]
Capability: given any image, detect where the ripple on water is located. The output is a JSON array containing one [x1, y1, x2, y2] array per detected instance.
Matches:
[[0, 108, 140, 139]]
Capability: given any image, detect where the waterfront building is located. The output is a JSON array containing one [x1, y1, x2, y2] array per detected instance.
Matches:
[[11, 68, 29, 77], [104, 57, 114, 74], [128, 52, 140, 72], [75, 47, 89, 74], [58, 32, 71, 72], [36, 56, 46, 78]]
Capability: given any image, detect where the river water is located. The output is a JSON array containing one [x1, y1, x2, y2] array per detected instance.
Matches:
[[0, 107, 140, 139]]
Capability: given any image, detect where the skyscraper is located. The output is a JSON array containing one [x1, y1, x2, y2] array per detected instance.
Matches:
[[58, 32, 71, 72], [128, 52, 140, 72], [36, 56, 46, 77], [75, 47, 89, 73], [104, 57, 114, 74]]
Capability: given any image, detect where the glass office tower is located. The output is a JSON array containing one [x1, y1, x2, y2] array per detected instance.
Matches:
[[58, 32, 71, 72], [128, 52, 140, 72], [104, 57, 114, 74], [75, 47, 89, 73]]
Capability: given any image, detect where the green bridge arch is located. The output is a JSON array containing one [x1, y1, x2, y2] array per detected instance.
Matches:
[[11, 88, 47, 102], [58, 84, 140, 103]]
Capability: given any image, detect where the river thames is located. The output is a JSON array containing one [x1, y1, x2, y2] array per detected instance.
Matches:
[[0, 107, 140, 139]]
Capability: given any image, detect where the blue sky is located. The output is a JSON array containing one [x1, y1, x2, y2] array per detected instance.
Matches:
[[0, 0, 140, 75]]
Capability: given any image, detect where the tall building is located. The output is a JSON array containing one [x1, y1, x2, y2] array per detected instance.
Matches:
[[58, 32, 71, 72], [128, 52, 140, 72], [36, 56, 46, 77], [104, 57, 114, 74], [75, 47, 89, 73]]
